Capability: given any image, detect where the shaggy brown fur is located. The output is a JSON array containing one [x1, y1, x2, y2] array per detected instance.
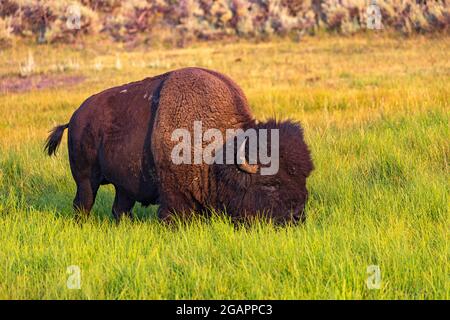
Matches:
[[45, 67, 313, 223]]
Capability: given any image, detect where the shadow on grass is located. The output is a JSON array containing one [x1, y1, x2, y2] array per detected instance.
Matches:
[[0, 153, 159, 223], [30, 175, 160, 223]]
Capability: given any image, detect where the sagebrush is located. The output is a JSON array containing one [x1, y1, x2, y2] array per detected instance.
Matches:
[[0, 0, 448, 46]]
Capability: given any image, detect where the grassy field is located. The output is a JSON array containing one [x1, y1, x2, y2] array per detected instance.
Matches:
[[0, 35, 448, 299]]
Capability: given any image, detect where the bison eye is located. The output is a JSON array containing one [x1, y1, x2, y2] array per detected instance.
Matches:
[[262, 185, 277, 192], [261, 180, 280, 192], [288, 166, 297, 175]]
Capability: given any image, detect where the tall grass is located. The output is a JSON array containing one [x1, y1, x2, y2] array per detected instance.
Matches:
[[0, 35, 448, 299]]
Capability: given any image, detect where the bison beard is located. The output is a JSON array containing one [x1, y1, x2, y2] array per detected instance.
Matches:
[[45, 67, 313, 223]]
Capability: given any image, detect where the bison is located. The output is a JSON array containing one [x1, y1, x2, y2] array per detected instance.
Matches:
[[45, 67, 313, 223]]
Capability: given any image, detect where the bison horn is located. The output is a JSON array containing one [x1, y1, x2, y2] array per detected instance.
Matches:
[[237, 137, 259, 174]]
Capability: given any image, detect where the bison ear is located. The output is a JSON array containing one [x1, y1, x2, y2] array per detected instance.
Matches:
[[237, 137, 259, 174]]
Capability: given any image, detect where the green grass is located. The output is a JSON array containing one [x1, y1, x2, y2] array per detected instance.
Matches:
[[0, 35, 449, 299]]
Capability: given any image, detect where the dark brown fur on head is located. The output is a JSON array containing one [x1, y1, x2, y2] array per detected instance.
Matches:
[[213, 119, 314, 224]]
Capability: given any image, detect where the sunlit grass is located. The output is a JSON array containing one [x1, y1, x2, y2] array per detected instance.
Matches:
[[0, 35, 448, 299]]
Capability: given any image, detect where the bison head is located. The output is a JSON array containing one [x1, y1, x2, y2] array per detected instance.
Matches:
[[213, 120, 314, 224]]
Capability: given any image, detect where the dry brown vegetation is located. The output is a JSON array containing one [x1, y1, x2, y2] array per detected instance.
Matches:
[[1, 0, 448, 47]]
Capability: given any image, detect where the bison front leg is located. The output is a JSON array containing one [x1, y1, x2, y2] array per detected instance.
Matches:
[[157, 206, 174, 223], [112, 186, 135, 222], [156, 204, 193, 224], [156, 197, 197, 224]]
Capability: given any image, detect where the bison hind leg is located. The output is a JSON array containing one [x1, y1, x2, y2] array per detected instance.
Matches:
[[73, 179, 100, 221], [112, 186, 135, 222]]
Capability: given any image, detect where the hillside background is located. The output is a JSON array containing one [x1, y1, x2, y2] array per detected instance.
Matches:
[[1, 0, 449, 48]]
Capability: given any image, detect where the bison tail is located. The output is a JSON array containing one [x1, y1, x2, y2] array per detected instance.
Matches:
[[45, 123, 69, 156]]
